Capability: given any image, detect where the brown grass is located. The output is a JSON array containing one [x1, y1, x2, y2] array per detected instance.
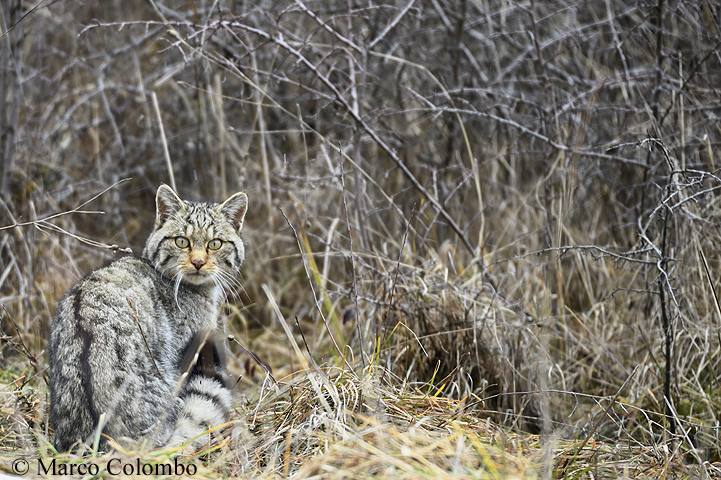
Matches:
[[2, 0, 721, 477]]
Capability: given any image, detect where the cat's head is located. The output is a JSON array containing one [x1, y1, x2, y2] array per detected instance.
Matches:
[[142, 184, 248, 289]]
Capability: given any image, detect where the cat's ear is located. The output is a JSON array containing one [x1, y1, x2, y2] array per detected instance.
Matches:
[[220, 192, 248, 231], [156, 184, 184, 225]]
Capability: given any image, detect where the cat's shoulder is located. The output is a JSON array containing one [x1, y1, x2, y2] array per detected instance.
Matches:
[[52, 256, 153, 322], [101, 255, 154, 273], [76, 255, 157, 289]]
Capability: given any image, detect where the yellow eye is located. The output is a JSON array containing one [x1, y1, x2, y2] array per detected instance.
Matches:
[[175, 237, 190, 248], [208, 239, 223, 250]]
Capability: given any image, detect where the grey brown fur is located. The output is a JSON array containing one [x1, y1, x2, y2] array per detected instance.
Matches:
[[48, 185, 247, 452]]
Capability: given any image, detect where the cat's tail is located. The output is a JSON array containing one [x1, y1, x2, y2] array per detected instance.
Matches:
[[167, 330, 233, 450]]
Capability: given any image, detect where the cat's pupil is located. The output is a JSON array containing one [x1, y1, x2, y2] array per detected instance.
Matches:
[[175, 236, 190, 248]]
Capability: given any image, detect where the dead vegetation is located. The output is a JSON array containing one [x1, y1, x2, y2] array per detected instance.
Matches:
[[2, 0, 721, 477]]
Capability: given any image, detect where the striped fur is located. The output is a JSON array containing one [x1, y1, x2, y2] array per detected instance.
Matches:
[[168, 333, 232, 449], [48, 185, 247, 452]]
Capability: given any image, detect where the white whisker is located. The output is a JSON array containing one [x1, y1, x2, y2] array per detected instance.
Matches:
[[173, 272, 184, 312], [215, 269, 244, 302]]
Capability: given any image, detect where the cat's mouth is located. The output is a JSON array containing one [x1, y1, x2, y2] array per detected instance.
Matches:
[[179, 267, 215, 285]]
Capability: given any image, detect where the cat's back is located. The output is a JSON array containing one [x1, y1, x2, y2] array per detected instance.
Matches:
[[73, 255, 155, 294], [82, 255, 155, 290]]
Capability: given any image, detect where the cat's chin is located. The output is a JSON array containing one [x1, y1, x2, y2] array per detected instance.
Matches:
[[180, 271, 216, 287]]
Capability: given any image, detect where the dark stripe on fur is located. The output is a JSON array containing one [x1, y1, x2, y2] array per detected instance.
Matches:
[[159, 254, 172, 268], [151, 236, 172, 263], [73, 288, 101, 428], [225, 240, 241, 266], [183, 384, 228, 414]]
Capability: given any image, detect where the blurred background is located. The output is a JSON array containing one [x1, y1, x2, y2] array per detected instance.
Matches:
[[2, 0, 721, 463]]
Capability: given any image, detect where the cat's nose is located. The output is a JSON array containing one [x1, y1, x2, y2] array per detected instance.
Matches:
[[191, 258, 205, 270]]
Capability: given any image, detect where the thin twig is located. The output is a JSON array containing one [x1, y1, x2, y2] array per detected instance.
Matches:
[[0, 305, 39, 370], [339, 143, 364, 369], [0, 0, 46, 40], [98, 75, 125, 157], [151, 91, 177, 192], [228, 334, 276, 383], [0, 179, 133, 254], [126, 297, 163, 378], [0, 178, 131, 231], [493, 244, 660, 266], [381, 203, 415, 338], [295, 315, 314, 362], [699, 248, 721, 326], [368, 0, 418, 49], [569, 365, 640, 464], [278, 209, 357, 376], [658, 204, 676, 436]]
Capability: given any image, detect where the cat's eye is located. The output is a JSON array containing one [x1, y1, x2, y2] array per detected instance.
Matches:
[[208, 239, 223, 250], [175, 237, 190, 249]]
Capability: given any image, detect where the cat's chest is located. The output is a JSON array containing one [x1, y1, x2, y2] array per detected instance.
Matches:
[[102, 257, 221, 337], [155, 284, 221, 334], [143, 283, 222, 371]]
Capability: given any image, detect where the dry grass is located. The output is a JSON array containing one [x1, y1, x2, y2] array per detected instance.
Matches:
[[3, 0, 721, 477], [1, 364, 717, 478]]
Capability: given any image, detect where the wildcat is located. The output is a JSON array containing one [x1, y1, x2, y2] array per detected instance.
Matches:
[[48, 184, 248, 452]]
